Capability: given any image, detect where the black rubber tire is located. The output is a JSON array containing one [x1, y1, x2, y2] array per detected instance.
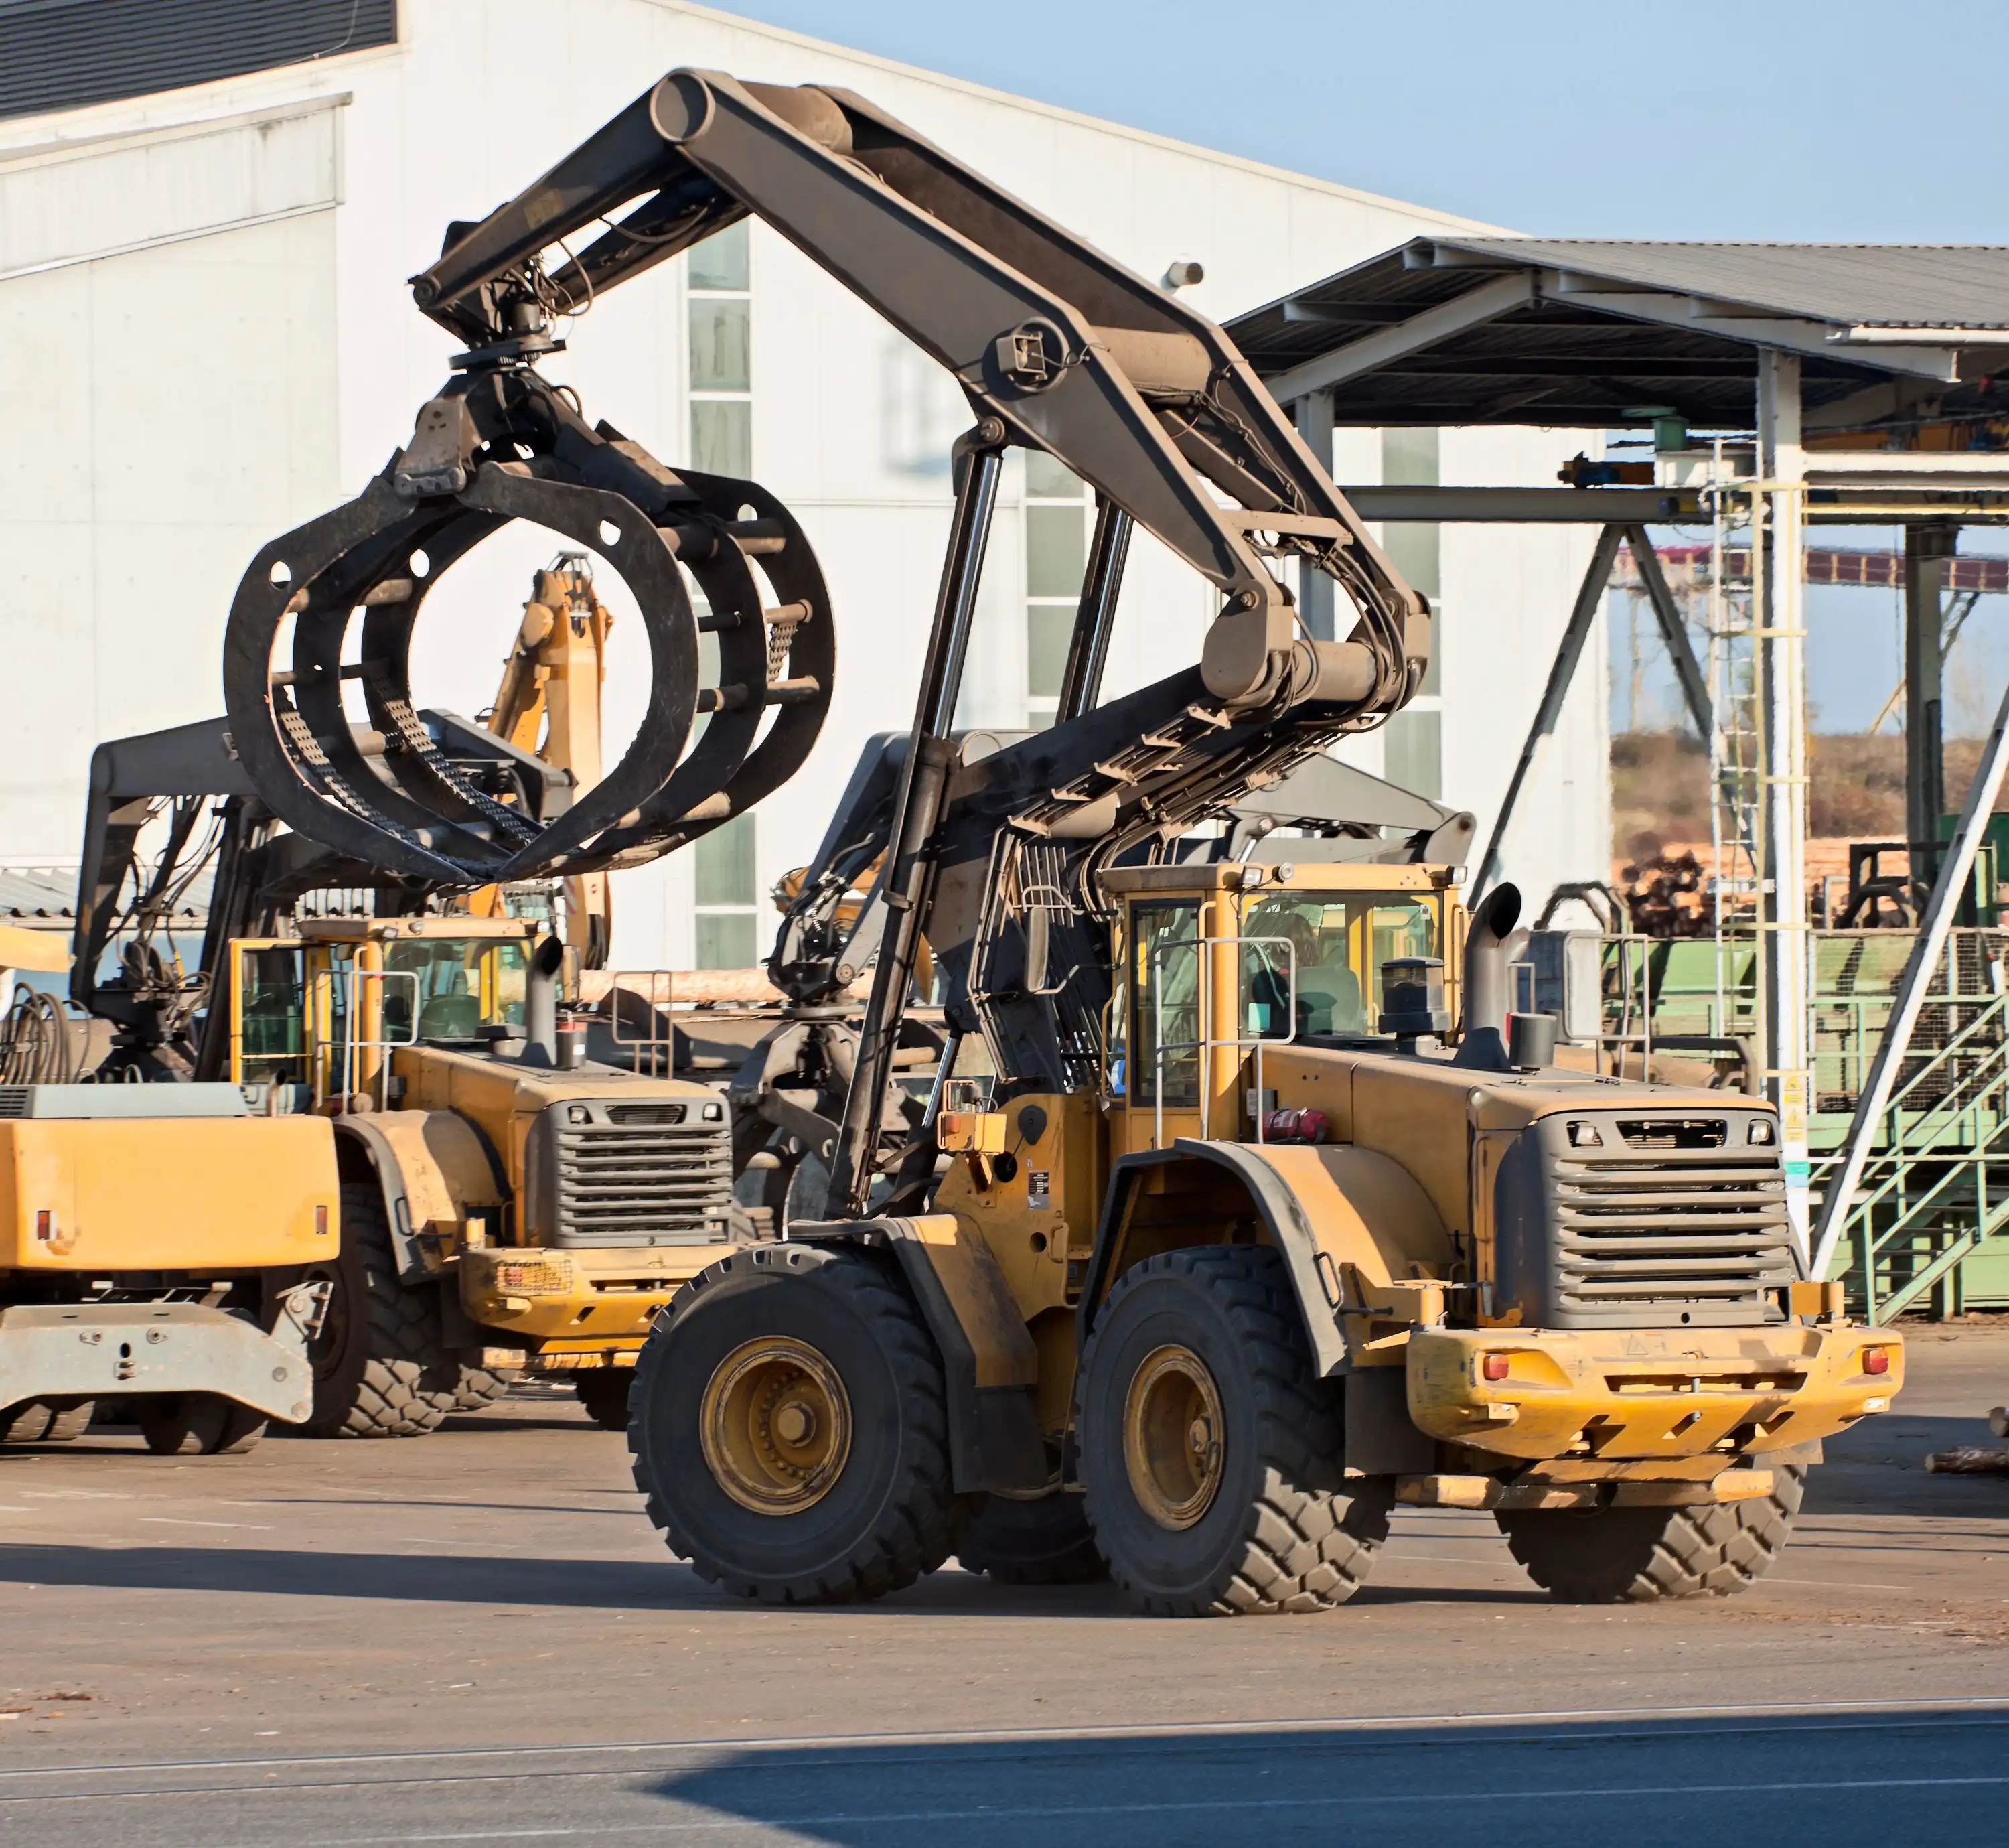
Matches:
[[0, 1401, 54, 1443], [953, 1491, 1108, 1585], [629, 1243, 956, 1604], [304, 1182, 460, 1438], [1498, 1464, 1807, 1602], [575, 1368, 633, 1431], [137, 1394, 269, 1456], [40, 1399, 94, 1442], [453, 1366, 510, 1413], [1077, 1245, 1389, 1617]]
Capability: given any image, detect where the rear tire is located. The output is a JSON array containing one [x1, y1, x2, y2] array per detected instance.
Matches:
[[1077, 1246, 1388, 1616], [953, 1491, 1107, 1585], [0, 1401, 54, 1443], [575, 1368, 633, 1431], [137, 1394, 268, 1456], [1497, 1465, 1807, 1602], [40, 1399, 94, 1442], [305, 1182, 460, 1438], [629, 1243, 956, 1604]]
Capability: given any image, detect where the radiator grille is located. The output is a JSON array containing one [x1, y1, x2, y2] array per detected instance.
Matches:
[[1550, 1143, 1794, 1320], [1616, 1117, 1724, 1151], [606, 1103, 686, 1127], [551, 1113, 731, 1246]]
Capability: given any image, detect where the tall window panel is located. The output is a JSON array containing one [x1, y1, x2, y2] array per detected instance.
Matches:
[[1379, 427, 1444, 796], [1024, 451, 1088, 728], [688, 222, 751, 478], [693, 814, 759, 969]]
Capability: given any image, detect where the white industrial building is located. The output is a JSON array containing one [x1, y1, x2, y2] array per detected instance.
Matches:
[[0, 0, 1609, 969]]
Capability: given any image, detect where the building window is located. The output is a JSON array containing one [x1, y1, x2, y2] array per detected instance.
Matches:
[[688, 222, 751, 478], [694, 814, 759, 969], [1382, 709, 1443, 802], [1379, 428, 1444, 796], [1024, 451, 1089, 727], [1381, 427, 1442, 697]]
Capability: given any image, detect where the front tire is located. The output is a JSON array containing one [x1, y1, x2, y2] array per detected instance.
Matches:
[[1498, 1464, 1807, 1602], [304, 1182, 461, 1438], [1077, 1246, 1388, 1616], [629, 1243, 956, 1604]]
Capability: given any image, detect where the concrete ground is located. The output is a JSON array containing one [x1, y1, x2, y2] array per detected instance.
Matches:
[[3, 1327, 2008, 1845]]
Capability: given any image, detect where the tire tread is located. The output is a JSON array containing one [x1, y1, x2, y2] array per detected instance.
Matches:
[[1081, 1245, 1386, 1617]]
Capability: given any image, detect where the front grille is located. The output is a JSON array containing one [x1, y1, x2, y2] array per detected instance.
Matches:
[[1552, 1145, 1793, 1324], [546, 1105, 733, 1247], [1495, 1111, 1795, 1329], [1616, 1117, 1723, 1151], [606, 1103, 686, 1127]]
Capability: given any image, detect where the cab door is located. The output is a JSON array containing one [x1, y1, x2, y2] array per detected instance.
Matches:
[[1120, 898, 1204, 1155]]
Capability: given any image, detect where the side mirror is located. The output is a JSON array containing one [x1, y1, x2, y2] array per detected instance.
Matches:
[[1520, 930, 1604, 1044]]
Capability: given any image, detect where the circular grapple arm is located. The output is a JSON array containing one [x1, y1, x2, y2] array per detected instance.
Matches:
[[222, 376, 831, 887]]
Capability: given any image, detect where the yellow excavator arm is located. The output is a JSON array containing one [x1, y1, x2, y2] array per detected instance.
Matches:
[[467, 557, 615, 966]]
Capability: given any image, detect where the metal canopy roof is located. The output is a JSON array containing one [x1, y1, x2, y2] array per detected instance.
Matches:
[[1227, 237, 2009, 430]]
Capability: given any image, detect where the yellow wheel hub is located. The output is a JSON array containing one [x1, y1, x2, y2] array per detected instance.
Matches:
[[699, 1336, 852, 1514], [1123, 1344, 1225, 1530]]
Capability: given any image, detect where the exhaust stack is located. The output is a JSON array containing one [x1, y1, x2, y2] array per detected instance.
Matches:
[[522, 934, 565, 1066], [1453, 883, 1521, 1072]]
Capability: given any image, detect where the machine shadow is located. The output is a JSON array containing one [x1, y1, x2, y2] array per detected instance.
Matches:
[[636, 1708, 2009, 1847], [0, 1540, 1564, 1616]]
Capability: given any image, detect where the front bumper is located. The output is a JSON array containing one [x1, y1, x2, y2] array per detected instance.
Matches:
[[1406, 1322, 1902, 1461], [458, 1242, 734, 1340]]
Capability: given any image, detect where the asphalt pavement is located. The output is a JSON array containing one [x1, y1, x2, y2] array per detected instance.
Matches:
[[3, 1325, 2007, 1846]]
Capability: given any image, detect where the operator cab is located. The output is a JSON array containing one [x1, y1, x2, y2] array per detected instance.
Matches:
[[1102, 861, 1461, 1155], [230, 915, 548, 1105]]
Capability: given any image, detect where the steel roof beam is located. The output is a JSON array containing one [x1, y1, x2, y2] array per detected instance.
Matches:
[[1266, 272, 1536, 403]]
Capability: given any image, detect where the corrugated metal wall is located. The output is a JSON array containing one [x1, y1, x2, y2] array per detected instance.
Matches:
[[0, 0, 396, 121]]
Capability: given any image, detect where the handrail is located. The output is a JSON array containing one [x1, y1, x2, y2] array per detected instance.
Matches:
[[1152, 933, 1296, 1151]]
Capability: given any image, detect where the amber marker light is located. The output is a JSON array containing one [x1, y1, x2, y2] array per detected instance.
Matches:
[[1862, 1347, 1890, 1376], [1483, 1354, 1511, 1382]]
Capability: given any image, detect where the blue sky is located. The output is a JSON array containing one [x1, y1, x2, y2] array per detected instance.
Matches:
[[721, 0, 2008, 240]]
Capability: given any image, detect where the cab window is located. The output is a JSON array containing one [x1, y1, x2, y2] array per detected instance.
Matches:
[[1130, 901, 1201, 1107], [238, 946, 307, 1084], [380, 938, 531, 1040], [1241, 891, 1439, 1038]]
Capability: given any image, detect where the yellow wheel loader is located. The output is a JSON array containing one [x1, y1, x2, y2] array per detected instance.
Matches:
[[636, 869, 1899, 1612], [220, 912, 743, 1436]]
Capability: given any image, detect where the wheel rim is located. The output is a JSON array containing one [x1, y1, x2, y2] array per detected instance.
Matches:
[[699, 1336, 852, 1514], [1123, 1344, 1225, 1530]]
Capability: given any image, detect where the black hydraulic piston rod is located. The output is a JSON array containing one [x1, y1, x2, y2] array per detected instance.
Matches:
[[1054, 497, 1133, 723], [825, 422, 1006, 1219]]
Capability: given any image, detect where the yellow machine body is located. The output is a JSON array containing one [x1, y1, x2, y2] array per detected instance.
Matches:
[[0, 1113, 337, 1273], [919, 861, 1899, 1502]]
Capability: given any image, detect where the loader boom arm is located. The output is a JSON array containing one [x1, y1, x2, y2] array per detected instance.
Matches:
[[411, 69, 1424, 711]]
